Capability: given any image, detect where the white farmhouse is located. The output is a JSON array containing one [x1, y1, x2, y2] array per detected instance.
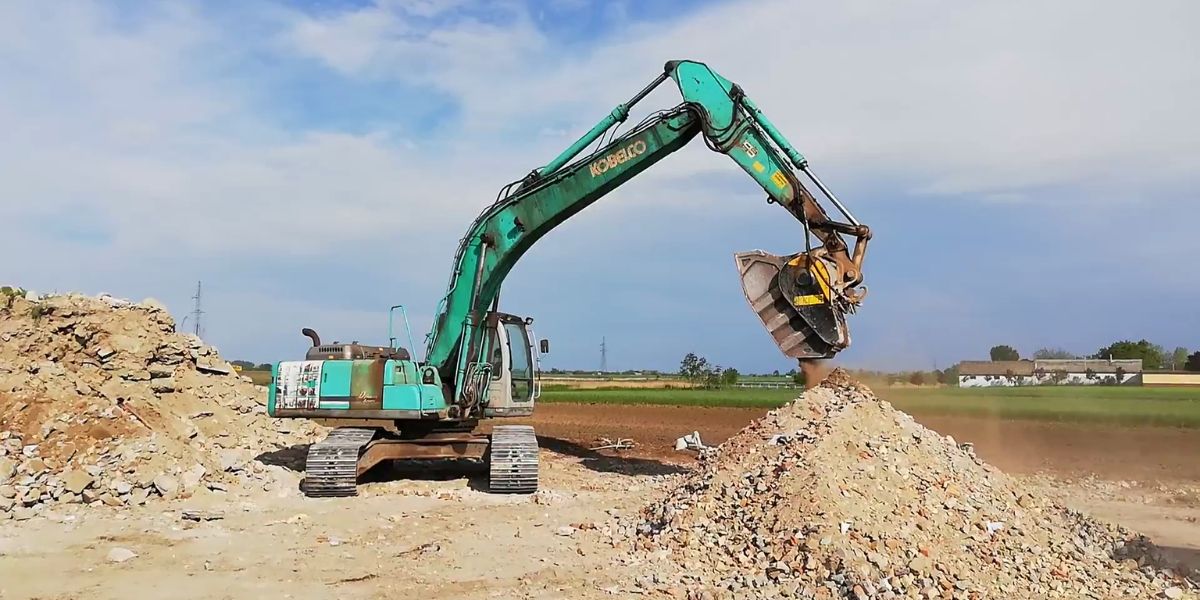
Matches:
[[957, 359, 1142, 387]]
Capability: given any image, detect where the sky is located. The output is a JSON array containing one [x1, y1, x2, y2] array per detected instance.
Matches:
[[2, 0, 1197, 373]]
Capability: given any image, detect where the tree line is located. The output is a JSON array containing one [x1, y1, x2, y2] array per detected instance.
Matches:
[[987, 341, 1199, 371]]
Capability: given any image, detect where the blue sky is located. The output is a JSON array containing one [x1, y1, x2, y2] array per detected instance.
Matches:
[[2, 0, 1197, 373]]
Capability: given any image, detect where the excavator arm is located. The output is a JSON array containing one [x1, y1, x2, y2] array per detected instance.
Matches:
[[425, 60, 870, 405]]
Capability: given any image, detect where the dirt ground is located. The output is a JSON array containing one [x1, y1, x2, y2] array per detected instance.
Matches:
[[2, 406, 1198, 599]]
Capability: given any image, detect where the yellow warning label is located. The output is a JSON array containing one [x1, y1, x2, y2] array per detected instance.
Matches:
[[810, 260, 832, 299], [752, 161, 765, 173], [771, 171, 788, 189], [793, 294, 825, 306]]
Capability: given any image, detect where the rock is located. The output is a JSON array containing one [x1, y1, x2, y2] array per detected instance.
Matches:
[[106, 547, 138, 563], [0, 485, 15, 499], [22, 458, 46, 475], [140, 298, 168, 312], [196, 360, 233, 375], [181, 509, 223, 522], [107, 334, 144, 355], [219, 451, 247, 472], [121, 368, 151, 382], [112, 479, 133, 495], [181, 465, 206, 490], [12, 506, 35, 520], [0, 496, 13, 511], [61, 470, 93, 494], [153, 474, 180, 496], [148, 364, 174, 378], [128, 487, 150, 506], [555, 526, 577, 537], [0, 458, 14, 482], [1164, 587, 1183, 599], [149, 377, 177, 393]]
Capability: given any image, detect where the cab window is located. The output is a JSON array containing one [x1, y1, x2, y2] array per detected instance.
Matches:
[[503, 322, 532, 400]]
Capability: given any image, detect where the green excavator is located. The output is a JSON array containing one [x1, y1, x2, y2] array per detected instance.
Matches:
[[267, 59, 871, 497]]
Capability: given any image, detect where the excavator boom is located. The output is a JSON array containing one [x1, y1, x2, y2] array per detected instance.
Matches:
[[424, 60, 871, 407]]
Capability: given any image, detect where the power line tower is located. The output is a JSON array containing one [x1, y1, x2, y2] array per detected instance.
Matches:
[[600, 337, 608, 373], [191, 281, 204, 338]]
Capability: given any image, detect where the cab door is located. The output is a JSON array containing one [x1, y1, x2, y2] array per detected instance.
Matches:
[[502, 319, 534, 403], [484, 322, 512, 408], [482, 313, 536, 417]]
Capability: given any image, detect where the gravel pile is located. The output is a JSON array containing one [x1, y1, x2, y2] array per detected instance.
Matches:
[[0, 289, 322, 520], [623, 371, 1196, 599]]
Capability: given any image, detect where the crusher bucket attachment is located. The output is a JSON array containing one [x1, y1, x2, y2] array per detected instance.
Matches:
[[736, 249, 854, 360]]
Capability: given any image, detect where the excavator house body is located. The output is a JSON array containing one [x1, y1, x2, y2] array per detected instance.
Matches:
[[268, 313, 539, 421]]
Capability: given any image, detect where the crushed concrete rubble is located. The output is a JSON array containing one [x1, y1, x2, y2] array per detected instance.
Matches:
[[606, 370, 1198, 599], [0, 290, 322, 519]]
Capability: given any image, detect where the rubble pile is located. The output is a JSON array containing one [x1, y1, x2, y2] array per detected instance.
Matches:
[[626, 371, 1196, 599], [0, 290, 322, 520]]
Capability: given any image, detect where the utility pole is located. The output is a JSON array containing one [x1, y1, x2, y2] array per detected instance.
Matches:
[[191, 281, 204, 338], [600, 337, 608, 373]]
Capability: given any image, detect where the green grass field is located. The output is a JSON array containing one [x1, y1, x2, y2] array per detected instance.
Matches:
[[243, 370, 272, 386], [539, 385, 1200, 428], [241, 368, 1200, 427]]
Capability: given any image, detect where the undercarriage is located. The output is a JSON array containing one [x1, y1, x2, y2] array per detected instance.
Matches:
[[301, 424, 539, 497]]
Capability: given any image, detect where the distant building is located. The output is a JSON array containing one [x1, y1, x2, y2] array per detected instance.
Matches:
[[1142, 372, 1200, 387], [957, 359, 1142, 387]]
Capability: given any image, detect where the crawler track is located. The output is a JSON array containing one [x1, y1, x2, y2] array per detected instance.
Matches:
[[302, 427, 378, 498], [489, 425, 539, 493]]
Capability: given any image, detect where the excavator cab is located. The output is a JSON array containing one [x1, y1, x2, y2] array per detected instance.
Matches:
[[481, 312, 542, 417]]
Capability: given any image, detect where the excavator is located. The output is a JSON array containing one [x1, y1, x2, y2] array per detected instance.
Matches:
[[266, 59, 871, 497]]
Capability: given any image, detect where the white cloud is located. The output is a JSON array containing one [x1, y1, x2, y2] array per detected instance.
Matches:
[[2, 0, 1197, 368], [280, 0, 1199, 202]]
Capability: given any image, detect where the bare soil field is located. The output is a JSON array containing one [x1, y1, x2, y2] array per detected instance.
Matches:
[[514, 404, 1200, 482], [1, 406, 1197, 599], [0, 452, 653, 600]]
